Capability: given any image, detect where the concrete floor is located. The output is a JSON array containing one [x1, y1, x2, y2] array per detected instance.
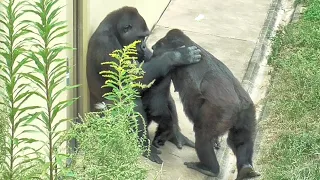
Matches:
[[143, 0, 275, 179]]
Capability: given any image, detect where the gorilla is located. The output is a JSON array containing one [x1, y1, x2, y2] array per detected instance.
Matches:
[[86, 7, 200, 164], [151, 29, 260, 180], [141, 56, 195, 150]]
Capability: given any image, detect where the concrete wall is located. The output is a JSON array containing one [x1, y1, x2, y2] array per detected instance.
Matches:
[[77, 0, 170, 113]]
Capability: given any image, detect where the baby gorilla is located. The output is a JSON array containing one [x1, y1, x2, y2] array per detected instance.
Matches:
[[151, 29, 260, 180]]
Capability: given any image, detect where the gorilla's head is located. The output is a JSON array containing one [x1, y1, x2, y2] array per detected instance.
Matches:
[[152, 29, 189, 57], [116, 7, 150, 46], [103, 7, 150, 58]]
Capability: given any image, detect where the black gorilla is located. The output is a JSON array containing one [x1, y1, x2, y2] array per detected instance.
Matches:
[[151, 29, 260, 180], [86, 7, 200, 164], [141, 58, 195, 150]]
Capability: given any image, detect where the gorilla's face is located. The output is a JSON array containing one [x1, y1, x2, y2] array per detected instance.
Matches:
[[117, 11, 150, 57]]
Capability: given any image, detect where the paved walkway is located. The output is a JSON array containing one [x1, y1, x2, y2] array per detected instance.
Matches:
[[144, 0, 276, 179]]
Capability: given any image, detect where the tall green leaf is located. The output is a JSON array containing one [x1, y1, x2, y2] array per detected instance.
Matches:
[[25, 0, 78, 179], [0, 0, 39, 179]]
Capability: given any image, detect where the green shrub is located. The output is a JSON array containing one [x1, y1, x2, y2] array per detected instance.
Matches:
[[67, 41, 152, 180], [259, 0, 320, 179], [304, 0, 320, 21]]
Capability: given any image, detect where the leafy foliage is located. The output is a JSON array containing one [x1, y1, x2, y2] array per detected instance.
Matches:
[[68, 41, 152, 180], [0, 92, 6, 180], [304, 0, 320, 21], [22, 0, 79, 179], [0, 0, 41, 179], [100, 41, 153, 103], [259, 1, 320, 179], [0, 1, 150, 180]]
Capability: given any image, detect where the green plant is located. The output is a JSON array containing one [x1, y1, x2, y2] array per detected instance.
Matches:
[[259, 0, 320, 179], [21, 0, 79, 179], [68, 40, 152, 180], [1, 0, 151, 179], [0, 0, 41, 179], [0, 84, 7, 180], [304, 0, 320, 21]]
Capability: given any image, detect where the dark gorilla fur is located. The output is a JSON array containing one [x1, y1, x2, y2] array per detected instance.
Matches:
[[151, 29, 260, 180], [141, 58, 195, 150], [86, 7, 201, 164], [141, 74, 196, 149]]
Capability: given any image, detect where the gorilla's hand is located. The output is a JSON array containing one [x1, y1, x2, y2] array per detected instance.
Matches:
[[170, 46, 201, 66]]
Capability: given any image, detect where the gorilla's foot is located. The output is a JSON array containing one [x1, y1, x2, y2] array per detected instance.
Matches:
[[213, 137, 222, 150], [184, 162, 218, 177], [152, 138, 166, 148], [143, 145, 163, 164], [236, 164, 260, 180], [152, 129, 169, 148], [143, 152, 163, 164], [155, 147, 162, 154], [169, 130, 195, 149]]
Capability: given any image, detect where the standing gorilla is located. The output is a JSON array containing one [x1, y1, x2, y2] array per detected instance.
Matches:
[[151, 29, 260, 180], [86, 7, 200, 164]]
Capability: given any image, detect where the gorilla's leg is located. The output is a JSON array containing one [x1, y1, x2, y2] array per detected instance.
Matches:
[[152, 115, 195, 149], [227, 106, 260, 180], [184, 101, 232, 177], [143, 75, 195, 149], [152, 123, 171, 147], [151, 94, 195, 149], [167, 94, 195, 149], [227, 129, 260, 180], [134, 98, 162, 164], [184, 127, 219, 177]]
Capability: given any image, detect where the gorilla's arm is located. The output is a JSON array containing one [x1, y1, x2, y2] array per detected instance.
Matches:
[[141, 46, 201, 85], [141, 53, 175, 85], [89, 31, 201, 89]]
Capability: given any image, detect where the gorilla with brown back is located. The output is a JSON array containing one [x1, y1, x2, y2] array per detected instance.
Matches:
[[151, 29, 260, 180], [86, 7, 200, 164]]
